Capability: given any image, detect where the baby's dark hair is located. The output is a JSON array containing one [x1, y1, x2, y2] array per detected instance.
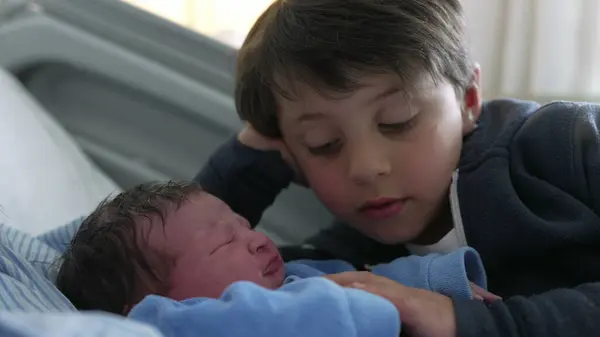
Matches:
[[56, 180, 202, 314], [236, 0, 473, 138]]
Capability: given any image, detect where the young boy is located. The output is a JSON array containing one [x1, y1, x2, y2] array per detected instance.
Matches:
[[56, 181, 492, 337], [195, 0, 600, 336]]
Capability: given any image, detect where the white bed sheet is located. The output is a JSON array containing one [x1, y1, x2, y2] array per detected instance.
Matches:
[[0, 67, 120, 235]]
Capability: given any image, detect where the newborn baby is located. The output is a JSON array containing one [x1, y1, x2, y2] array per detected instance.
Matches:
[[57, 181, 494, 337]]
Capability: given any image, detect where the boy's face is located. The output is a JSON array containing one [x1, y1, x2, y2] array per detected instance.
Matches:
[[278, 72, 480, 244], [146, 192, 285, 300]]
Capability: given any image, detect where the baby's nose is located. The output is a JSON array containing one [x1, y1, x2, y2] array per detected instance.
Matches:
[[248, 231, 270, 254]]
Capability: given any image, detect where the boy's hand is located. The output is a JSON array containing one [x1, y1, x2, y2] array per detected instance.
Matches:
[[326, 271, 456, 337], [238, 123, 287, 153], [470, 282, 502, 302], [238, 123, 307, 186]]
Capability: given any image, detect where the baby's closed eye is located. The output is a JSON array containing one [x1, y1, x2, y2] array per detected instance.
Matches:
[[210, 235, 235, 255]]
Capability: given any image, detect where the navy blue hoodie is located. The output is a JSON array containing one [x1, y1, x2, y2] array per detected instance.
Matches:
[[195, 99, 600, 337]]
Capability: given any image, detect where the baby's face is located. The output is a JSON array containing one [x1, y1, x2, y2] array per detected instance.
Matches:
[[146, 192, 285, 300]]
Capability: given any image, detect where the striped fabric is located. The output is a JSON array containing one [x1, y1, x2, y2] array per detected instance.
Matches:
[[0, 311, 163, 337], [0, 218, 168, 336], [0, 217, 83, 312]]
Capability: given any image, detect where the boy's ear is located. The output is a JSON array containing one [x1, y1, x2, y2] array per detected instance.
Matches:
[[462, 63, 483, 135]]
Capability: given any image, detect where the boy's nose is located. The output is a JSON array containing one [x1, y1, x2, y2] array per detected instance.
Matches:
[[348, 142, 391, 184], [248, 231, 270, 254]]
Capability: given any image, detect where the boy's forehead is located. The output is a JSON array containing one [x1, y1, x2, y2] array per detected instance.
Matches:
[[277, 69, 434, 93], [275, 71, 437, 119]]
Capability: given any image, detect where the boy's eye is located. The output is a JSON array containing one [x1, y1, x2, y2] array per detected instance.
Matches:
[[378, 116, 418, 133], [307, 139, 341, 155]]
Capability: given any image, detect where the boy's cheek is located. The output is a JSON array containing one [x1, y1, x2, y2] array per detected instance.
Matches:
[[290, 147, 356, 216], [304, 168, 353, 216]]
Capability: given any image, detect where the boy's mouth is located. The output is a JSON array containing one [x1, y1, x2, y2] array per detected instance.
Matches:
[[358, 197, 405, 220]]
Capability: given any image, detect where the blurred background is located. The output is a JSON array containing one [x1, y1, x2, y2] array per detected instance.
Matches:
[[0, 0, 598, 243], [124, 0, 600, 102]]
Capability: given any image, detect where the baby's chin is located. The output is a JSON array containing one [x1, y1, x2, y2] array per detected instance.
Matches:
[[264, 268, 287, 290]]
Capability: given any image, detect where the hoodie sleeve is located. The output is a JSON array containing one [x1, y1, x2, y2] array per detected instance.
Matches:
[[193, 136, 294, 226], [128, 278, 400, 337], [454, 102, 600, 337], [370, 247, 486, 300], [454, 283, 600, 337]]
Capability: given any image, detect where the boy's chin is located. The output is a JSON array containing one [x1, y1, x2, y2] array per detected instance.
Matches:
[[353, 211, 453, 246], [356, 222, 427, 246], [372, 233, 420, 245]]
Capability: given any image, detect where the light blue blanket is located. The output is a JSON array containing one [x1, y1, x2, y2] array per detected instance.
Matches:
[[129, 247, 485, 337]]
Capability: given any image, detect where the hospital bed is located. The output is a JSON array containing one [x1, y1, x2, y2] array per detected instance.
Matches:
[[0, 0, 334, 244]]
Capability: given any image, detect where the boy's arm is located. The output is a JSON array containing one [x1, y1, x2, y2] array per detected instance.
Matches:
[[128, 278, 400, 337], [289, 247, 486, 300], [454, 283, 600, 337], [194, 136, 294, 226], [455, 102, 600, 337], [287, 247, 487, 302], [370, 247, 486, 300]]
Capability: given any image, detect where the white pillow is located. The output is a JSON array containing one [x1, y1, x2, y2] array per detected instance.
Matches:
[[0, 68, 120, 235]]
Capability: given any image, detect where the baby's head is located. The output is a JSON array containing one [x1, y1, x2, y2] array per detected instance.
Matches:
[[56, 181, 284, 314], [236, 0, 482, 245]]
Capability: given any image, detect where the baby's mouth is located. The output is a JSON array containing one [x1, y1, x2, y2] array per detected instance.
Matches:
[[262, 255, 283, 276]]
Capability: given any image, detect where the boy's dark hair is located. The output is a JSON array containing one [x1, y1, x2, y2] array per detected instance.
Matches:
[[56, 181, 202, 314], [236, 0, 473, 138]]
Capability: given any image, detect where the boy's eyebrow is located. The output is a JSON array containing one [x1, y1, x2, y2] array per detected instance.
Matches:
[[368, 85, 401, 104], [297, 112, 325, 122], [296, 85, 401, 122]]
